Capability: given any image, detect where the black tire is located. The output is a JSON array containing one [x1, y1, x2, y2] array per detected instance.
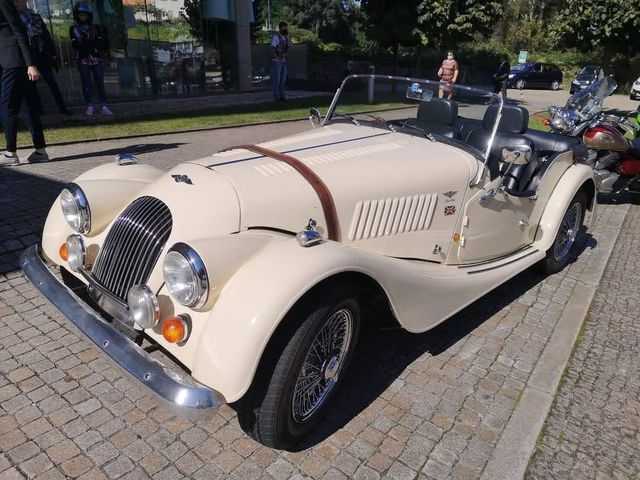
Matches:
[[238, 285, 360, 450], [539, 191, 586, 274]]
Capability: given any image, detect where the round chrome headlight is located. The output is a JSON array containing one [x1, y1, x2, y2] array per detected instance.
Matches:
[[66, 234, 86, 272], [128, 285, 160, 329], [550, 114, 568, 132], [163, 243, 209, 308], [60, 184, 91, 233]]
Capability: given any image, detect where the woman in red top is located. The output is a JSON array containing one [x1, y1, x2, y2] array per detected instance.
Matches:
[[437, 50, 459, 99]]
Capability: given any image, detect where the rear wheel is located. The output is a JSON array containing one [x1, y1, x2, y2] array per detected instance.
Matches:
[[238, 286, 360, 450], [551, 80, 560, 90], [540, 191, 586, 274], [516, 79, 526, 90]]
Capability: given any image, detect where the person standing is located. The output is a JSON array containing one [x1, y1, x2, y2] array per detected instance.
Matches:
[[493, 54, 510, 99], [70, 2, 113, 116], [437, 50, 459, 99], [271, 21, 292, 102], [0, 0, 49, 166], [14, 0, 71, 115]]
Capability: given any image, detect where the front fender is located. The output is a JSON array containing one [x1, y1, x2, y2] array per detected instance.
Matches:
[[191, 238, 393, 402], [42, 163, 164, 264], [533, 163, 596, 252]]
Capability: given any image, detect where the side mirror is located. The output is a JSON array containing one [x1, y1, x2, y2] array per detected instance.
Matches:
[[309, 107, 322, 128], [501, 145, 532, 165]]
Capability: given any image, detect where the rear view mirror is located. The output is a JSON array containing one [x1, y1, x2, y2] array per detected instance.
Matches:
[[406, 83, 434, 102], [309, 107, 322, 128], [501, 145, 532, 164]]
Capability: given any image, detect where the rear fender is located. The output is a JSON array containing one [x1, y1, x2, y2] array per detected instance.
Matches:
[[533, 163, 596, 252]]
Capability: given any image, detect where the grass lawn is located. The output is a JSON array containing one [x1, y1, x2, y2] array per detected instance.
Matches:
[[16, 94, 412, 146]]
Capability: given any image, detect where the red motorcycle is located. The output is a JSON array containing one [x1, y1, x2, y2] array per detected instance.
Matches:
[[547, 77, 640, 194]]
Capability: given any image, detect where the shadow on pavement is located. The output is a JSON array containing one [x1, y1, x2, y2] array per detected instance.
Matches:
[[0, 168, 64, 275], [50, 142, 187, 163]]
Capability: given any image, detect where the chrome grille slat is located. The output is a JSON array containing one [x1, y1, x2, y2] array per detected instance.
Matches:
[[120, 205, 171, 299], [92, 197, 172, 302], [111, 199, 164, 298]]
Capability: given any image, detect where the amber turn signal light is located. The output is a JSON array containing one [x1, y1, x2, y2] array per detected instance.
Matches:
[[59, 242, 68, 261], [542, 118, 550, 126], [162, 316, 188, 344]]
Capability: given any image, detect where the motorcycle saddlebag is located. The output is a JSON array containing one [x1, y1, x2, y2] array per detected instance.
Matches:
[[617, 157, 640, 176]]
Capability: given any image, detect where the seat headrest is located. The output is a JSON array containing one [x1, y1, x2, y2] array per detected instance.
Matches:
[[417, 98, 458, 126], [482, 104, 529, 134]]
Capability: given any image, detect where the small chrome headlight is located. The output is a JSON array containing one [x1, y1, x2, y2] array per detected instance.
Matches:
[[66, 234, 86, 272], [163, 243, 209, 308], [60, 184, 91, 233], [128, 285, 160, 329], [550, 114, 568, 132]]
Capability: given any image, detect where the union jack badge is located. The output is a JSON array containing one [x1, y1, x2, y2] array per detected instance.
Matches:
[[444, 205, 456, 216]]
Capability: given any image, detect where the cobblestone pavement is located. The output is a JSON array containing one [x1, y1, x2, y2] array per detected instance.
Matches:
[[526, 198, 640, 480], [0, 124, 632, 479]]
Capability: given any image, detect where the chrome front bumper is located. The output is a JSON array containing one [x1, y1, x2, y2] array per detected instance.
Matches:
[[20, 245, 223, 414]]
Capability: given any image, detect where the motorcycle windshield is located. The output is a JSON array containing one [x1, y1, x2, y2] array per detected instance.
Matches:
[[566, 76, 617, 119]]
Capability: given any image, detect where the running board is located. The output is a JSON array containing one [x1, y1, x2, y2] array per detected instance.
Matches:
[[459, 246, 541, 274]]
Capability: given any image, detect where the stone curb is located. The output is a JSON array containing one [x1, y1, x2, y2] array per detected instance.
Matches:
[[481, 201, 631, 480]]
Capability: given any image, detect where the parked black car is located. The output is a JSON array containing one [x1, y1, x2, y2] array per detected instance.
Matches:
[[570, 65, 616, 94], [507, 62, 563, 90]]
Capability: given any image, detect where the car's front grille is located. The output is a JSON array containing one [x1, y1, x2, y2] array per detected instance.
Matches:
[[92, 196, 172, 302]]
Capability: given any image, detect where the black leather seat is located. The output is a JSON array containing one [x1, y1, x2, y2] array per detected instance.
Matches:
[[525, 129, 580, 153], [405, 98, 458, 138], [466, 104, 535, 180]]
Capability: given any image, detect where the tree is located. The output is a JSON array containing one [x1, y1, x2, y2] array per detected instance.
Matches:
[[282, 0, 351, 43], [180, 0, 202, 40], [551, 0, 640, 55], [417, 0, 502, 48], [362, 0, 420, 74]]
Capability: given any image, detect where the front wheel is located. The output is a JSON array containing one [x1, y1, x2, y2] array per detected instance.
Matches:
[[516, 79, 526, 90], [540, 191, 586, 274], [551, 80, 560, 90], [238, 286, 360, 450]]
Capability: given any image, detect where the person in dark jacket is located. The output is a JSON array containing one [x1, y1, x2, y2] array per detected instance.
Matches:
[[70, 2, 113, 116], [14, 0, 71, 115], [494, 54, 510, 99], [0, 0, 48, 166]]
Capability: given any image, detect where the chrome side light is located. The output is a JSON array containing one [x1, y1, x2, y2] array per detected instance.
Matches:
[[128, 285, 160, 329], [163, 243, 209, 308], [66, 234, 86, 272], [60, 183, 91, 233]]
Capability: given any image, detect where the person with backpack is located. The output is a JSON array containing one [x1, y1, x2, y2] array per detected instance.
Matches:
[[70, 2, 113, 116], [271, 21, 292, 102], [14, 0, 71, 115]]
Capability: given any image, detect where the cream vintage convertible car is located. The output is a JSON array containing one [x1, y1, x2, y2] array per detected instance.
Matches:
[[22, 76, 596, 449]]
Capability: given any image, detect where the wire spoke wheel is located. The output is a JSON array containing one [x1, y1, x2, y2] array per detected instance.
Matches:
[[291, 308, 353, 423], [553, 202, 582, 262]]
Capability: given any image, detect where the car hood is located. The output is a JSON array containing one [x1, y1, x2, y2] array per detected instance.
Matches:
[[181, 124, 479, 243]]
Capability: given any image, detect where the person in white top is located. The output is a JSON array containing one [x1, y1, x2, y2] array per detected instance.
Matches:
[[271, 21, 292, 102]]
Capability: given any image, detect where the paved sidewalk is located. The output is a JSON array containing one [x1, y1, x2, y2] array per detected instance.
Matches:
[[0, 124, 633, 479], [526, 197, 640, 480]]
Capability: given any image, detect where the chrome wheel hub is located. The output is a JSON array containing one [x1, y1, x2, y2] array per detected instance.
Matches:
[[292, 308, 353, 423], [553, 203, 582, 262]]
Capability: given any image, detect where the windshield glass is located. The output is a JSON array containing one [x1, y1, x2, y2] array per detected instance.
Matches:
[[566, 76, 617, 119], [511, 64, 530, 71], [326, 75, 501, 160], [578, 67, 599, 76]]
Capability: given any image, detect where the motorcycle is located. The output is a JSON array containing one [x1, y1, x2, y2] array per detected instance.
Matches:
[[547, 77, 640, 194]]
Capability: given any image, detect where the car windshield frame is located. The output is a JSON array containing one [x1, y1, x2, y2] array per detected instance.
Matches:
[[323, 74, 503, 186], [511, 64, 531, 72]]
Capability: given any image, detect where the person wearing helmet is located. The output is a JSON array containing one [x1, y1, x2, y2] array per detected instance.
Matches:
[[0, 0, 49, 166], [70, 2, 113, 116]]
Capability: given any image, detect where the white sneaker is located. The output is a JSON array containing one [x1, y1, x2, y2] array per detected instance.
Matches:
[[26, 151, 49, 163], [0, 153, 19, 166], [101, 105, 113, 116], [85, 105, 95, 116]]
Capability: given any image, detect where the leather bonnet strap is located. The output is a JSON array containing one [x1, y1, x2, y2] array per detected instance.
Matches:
[[222, 144, 341, 241]]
